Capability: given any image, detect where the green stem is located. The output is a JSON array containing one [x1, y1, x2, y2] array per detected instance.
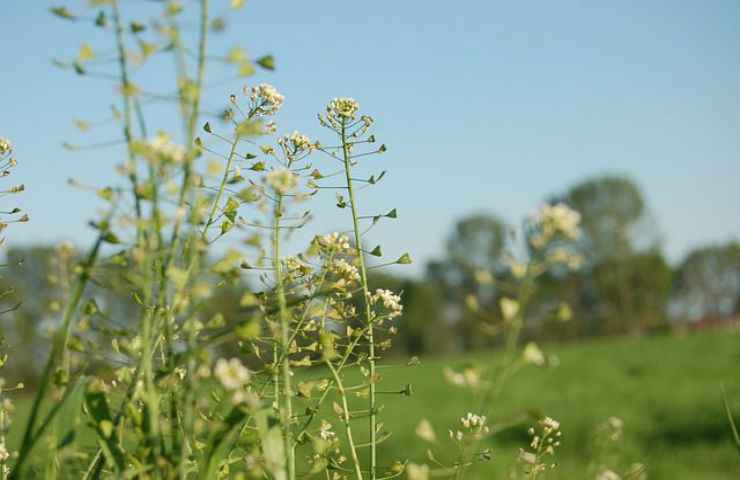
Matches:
[[340, 120, 377, 479], [272, 194, 295, 480], [326, 361, 365, 480], [111, 0, 143, 239], [11, 225, 107, 478]]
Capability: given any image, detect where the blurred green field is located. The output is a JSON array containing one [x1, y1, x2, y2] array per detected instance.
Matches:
[[366, 329, 740, 479], [8, 330, 740, 478]]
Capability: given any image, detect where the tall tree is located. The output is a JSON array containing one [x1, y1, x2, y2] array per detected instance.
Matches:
[[427, 213, 508, 350], [552, 175, 666, 334], [673, 242, 740, 320]]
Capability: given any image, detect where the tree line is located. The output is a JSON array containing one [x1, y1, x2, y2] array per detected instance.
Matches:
[[1, 173, 739, 381]]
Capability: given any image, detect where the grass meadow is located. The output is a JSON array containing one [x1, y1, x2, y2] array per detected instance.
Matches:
[[7, 329, 738, 479]]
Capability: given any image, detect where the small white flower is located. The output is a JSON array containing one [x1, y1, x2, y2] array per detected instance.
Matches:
[[147, 132, 186, 164], [518, 449, 537, 465], [317, 232, 352, 253], [523, 342, 546, 366], [371, 289, 403, 320], [266, 168, 298, 194], [532, 202, 581, 243], [0, 444, 9, 462], [249, 83, 284, 115], [406, 463, 430, 480], [214, 358, 250, 391], [331, 258, 360, 282], [500, 297, 520, 321], [319, 420, 336, 441], [0, 138, 12, 156], [540, 416, 560, 432], [327, 97, 359, 120], [596, 469, 622, 480], [415, 418, 437, 443], [282, 130, 313, 152]]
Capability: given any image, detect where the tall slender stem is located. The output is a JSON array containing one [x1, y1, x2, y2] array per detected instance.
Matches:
[[272, 194, 295, 480], [12, 222, 108, 478], [339, 120, 377, 479], [111, 0, 143, 239], [326, 361, 365, 480]]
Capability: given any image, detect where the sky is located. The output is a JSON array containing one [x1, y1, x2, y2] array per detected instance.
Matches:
[[2, 0, 739, 276]]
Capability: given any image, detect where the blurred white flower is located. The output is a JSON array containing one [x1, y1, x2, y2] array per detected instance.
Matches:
[[214, 358, 250, 391]]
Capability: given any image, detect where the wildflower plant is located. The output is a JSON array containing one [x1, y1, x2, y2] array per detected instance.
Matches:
[[5, 2, 649, 480]]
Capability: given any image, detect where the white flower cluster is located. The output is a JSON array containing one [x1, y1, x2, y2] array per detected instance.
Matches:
[[331, 258, 360, 283], [0, 138, 12, 156], [214, 357, 250, 391], [442, 366, 481, 389], [546, 247, 584, 270], [522, 342, 546, 366], [596, 469, 622, 480], [531, 202, 581, 248], [327, 97, 359, 120], [266, 168, 298, 194], [540, 416, 560, 433], [147, 132, 186, 164], [371, 288, 403, 320], [520, 416, 563, 474], [248, 83, 284, 115], [264, 120, 278, 134], [284, 256, 312, 277], [317, 232, 352, 253], [318, 420, 336, 441], [450, 412, 490, 441], [279, 130, 313, 152]]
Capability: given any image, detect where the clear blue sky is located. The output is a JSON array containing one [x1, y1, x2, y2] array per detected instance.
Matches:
[[2, 1, 739, 275]]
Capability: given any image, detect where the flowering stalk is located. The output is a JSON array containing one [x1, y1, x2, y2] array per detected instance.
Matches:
[[12, 216, 112, 478], [272, 192, 296, 480], [326, 360, 365, 480], [111, 0, 143, 238], [338, 115, 379, 478]]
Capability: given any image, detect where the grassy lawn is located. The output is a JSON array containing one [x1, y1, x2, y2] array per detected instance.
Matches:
[[7, 330, 739, 478], [366, 329, 740, 479]]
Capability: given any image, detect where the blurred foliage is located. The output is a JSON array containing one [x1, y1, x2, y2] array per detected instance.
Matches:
[[2, 174, 738, 385]]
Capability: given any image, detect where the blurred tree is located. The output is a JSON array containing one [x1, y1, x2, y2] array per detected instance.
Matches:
[[0, 246, 70, 384], [673, 242, 740, 320], [427, 213, 508, 350], [561, 175, 647, 261], [593, 250, 673, 333], [367, 271, 443, 355], [550, 175, 668, 334]]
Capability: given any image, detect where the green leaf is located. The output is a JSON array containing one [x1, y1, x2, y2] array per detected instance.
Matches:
[[78, 43, 94, 63], [50, 6, 77, 20], [94, 11, 107, 27], [226, 46, 247, 64], [96, 187, 114, 202], [236, 119, 265, 137], [722, 384, 740, 455], [370, 245, 383, 257], [234, 319, 261, 340], [198, 407, 248, 480], [139, 40, 157, 60], [102, 232, 119, 244], [237, 61, 256, 77], [385, 208, 397, 218], [84, 390, 126, 473], [248, 161, 266, 172], [256, 55, 275, 70], [129, 21, 146, 34], [396, 253, 412, 265], [237, 185, 261, 203]]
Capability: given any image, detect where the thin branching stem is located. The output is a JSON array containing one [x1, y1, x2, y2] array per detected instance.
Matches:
[[339, 118, 378, 479]]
